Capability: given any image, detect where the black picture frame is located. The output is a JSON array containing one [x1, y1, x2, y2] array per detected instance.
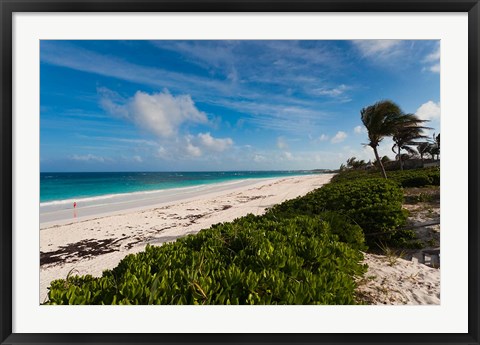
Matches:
[[1, 1, 479, 344]]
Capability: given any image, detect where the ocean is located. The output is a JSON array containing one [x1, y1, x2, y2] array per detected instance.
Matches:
[[40, 171, 318, 205]]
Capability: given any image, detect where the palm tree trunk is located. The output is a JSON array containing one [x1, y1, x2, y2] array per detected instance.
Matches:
[[398, 146, 403, 171], [373, 146, 387, 179]]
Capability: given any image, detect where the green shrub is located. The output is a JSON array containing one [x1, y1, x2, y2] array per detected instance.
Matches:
[[314, 211, 367, 251], [268, 178, 407, 246], [387, 229, 424, 249], [266, 207, 366, 251], [315, 179, 408, 243], [388, 168, 440, 188], [331, 167, 440, 188], [330, 170, 374, 184], [45, 215, 367, 305]]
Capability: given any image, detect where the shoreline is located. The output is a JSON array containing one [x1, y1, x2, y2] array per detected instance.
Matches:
[[40, 174, 323, 226], [40, 173, 335, 302], [40, 176, 290, 206], [40, 171, 321, 206]]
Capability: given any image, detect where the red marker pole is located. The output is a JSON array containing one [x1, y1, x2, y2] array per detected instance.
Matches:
[[73, 202, 77, 208]]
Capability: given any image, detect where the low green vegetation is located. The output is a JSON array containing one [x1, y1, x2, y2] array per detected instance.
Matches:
[[331, 167, 440, 188], [46, 215, 366, 305], [45, 167, 439, 305], [268, 177, 408, 247]]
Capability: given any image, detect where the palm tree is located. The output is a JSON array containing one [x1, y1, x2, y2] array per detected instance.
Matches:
[[361, 100, 403, 179], [391, 114, 431, 170], [432, 133, 440, 160], [416, 132, 440, 164], [346, 156, 367, 170], [417, 141, 433, 163]]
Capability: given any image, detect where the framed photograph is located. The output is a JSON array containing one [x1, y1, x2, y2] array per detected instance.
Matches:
[[1, 1, 478, 344]]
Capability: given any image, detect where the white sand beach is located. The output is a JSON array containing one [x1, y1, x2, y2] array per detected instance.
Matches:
[[39, 173, 440, 305], [40, 178, 288, 225], [357, 253, 440, 305]]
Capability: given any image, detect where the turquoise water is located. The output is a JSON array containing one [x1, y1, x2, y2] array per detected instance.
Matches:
[[40, 171, 318, 204]]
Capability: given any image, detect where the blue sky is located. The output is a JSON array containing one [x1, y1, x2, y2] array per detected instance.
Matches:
[[40, 40, 440, 172]]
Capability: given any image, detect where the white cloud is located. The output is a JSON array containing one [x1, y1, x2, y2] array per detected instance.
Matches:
[[100, 89, 208, 138], [183, 132, 233, 157], [253, 154, 266, 163], [156, 147, 169, 159], [424, 46, 440, 63], [70, 154, 108, 162], [423, 44, 440, 74], [319, 134, 329, 142], [284, 151, 293, 160], [185, 141, 202, 157], [132, 155, 143, 163], [116, 138, 157, 146], [331, 131, 347, 144], [99, 89, 236, 160], [353, 40, 403, 59], [196, 132, 233, 152], [416, 101, 440, 121], [312, 84, 348, 97], [98, 88, 130, 119], [429, 63, 440, 73], [131, 91, 207, 137], [276, 136, 288, 149], [354, 125, 366, 134]]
